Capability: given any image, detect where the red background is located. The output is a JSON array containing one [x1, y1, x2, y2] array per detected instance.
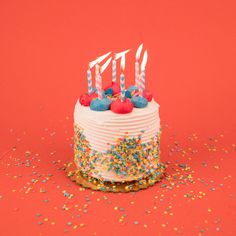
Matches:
[[0, 0, 235, 235]]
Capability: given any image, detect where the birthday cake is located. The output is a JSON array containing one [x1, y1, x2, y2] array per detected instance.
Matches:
[[68, 44, 164, 192]]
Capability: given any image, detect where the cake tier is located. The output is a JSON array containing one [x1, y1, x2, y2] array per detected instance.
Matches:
[[74, 99, 161, 182]]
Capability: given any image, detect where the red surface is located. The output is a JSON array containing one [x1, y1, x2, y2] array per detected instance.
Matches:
[[0, 0, 236, 235]]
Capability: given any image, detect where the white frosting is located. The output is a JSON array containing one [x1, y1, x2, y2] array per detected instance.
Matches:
[[74, 99, 161, 182], [74, 99, 160, 153]]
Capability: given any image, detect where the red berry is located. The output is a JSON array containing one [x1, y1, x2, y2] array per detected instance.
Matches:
[[79, 93, 97, 106], [143, 90, 153, 102], [111, 98, 134, 114]]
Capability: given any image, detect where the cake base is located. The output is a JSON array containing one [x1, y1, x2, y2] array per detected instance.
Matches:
[[65, 162, 166, 192]]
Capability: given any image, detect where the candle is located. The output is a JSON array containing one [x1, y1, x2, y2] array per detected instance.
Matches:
[[138, 74, 143, 96], [112, 59, 116, 83], [120, 73, 125, 102], [140, 50, 148, 96], [95, 64, 102, 99], [97, 74, 102, 99], [140, 71, 145, 95], [88, 51, 111, 96], [135, 43, 143, 86], [100, 57, 112, 95], [87, 68, 92, 95], [120, 55, 126, 102]]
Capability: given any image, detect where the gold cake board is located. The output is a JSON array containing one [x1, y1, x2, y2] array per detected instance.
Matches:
[[65, 162, 166, 193]]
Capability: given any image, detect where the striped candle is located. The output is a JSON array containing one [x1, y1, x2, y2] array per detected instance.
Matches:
[[138, 73, 142, 96], [140, 50, 148, 96], [140, 70, 145, 96], [120, 73, 125, 101], [135, 43, 143, 87], [120, 55, 126, 102], [135, 61, 139, 86], [112, 60, 116, 82], [95, 64, 102, 99], [87, 69, 92, 95]]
